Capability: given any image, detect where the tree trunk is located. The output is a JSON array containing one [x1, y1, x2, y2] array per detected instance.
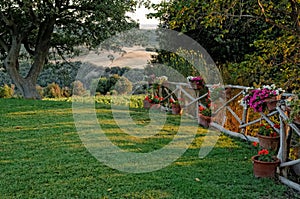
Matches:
[[4, 38, 41, 99], [3, 17, 55, 99], [5, 62, 41, 99], [20, 78, 41, 99]]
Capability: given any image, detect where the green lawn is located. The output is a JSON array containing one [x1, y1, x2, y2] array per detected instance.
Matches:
[[0, 98, 298, 198]]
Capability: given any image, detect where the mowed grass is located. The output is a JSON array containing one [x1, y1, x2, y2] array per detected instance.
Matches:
[[0, 98, 297, 198]]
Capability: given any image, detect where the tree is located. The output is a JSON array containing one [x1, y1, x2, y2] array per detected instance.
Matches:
[[149, 0, 300, 91], [0, 0, 138, 99]]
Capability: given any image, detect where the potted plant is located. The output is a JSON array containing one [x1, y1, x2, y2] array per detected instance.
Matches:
[[243, 84, 284, 112], [251, 145, 280, 178], [198, 105, 212, 128], [144, 95, 162, 109], [257, 123, 280, 151], [169, 98, 184, 115], [187, 76, 205, 90]]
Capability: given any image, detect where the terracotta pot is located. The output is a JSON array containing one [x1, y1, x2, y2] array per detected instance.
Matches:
[[172, 104, 182, 115], [143, 100, 151, 109], [150, 104, 161, 110], [198, 113, 211, 128], [252, 155, 280, 178], [264, 95, 281, 111], [257, 134, 280, 151]]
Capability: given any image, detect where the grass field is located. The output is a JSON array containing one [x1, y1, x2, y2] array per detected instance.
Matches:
[[0, 98, 298, 198]]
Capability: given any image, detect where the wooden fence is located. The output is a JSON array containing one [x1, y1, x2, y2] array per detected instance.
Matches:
[[157, 82, 300, 191]]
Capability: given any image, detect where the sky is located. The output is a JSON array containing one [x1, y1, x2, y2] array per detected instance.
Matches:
[[127, 0, 163, 29], [75, 1, 164, 68]]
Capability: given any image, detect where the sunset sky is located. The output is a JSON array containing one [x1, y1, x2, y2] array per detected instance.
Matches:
[[127, 0, 162, 29]]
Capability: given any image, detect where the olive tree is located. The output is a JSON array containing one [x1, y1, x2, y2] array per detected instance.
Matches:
[[0, 0, 138, 98]]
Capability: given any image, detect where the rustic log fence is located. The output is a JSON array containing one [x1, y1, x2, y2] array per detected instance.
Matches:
[[156, 82, 300, 191]]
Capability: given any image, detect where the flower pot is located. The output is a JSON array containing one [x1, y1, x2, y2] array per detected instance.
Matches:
[[143, 100, 151, 109], [198, 113, 211, 128], [150, 104, 161, 110], [172, 104, 182, 115], [252, 155, 280, 178], [257, 134, 280, 151], [264, 95, 281, 111]]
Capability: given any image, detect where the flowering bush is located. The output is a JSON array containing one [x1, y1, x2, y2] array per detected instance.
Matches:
[[187, 76, 205, 87], [243, 84, 284, 112], [258, 123, 279, 137], [144, 95, 163, 104], [252, 142, 276, 162]]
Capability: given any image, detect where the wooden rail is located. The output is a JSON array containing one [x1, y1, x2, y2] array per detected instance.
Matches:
[[158, 82, 300, 191]]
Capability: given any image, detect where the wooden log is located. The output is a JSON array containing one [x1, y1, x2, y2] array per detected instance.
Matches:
[[279, 116, 288, 177], [280, 159, 300, 168], [206, 84, 250, 90], [259, 112, 280, 134], [279, 176, 300, 192], [210, 122, 258, 142], [226, 106, 243, 124], [239, 111, 278, 128], [277, 107, 300, 136]]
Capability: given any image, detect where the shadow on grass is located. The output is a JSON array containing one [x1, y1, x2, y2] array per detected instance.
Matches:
[[0, 99, 296, 198]]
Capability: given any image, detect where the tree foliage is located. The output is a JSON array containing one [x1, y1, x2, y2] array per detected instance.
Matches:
[[0, 0, 138, 98], [149, 0, 300, 92]]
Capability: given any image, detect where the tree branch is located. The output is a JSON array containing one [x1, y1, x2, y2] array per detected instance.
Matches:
[[210, 12, 259, 19], [257, 0, 300, 36], [289, 0, 300, 33], [257, 0, 265, 15], [23, 39, 35, 56], [0, 12, 13, 27], [0, 35, 9, 52]]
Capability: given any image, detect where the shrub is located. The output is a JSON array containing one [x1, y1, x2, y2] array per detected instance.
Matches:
[[96, 77, 109, 95], [108, 74, 121, 90], [132, 82, 148, 95], [114, 76, 132, 94], [71, 80, 87, 96], [0, 84, 14, 98], [105, 66, 130, 76], [36, 85, 44, 98], [109, 90, 118, 95], [62, 87, 71, 97], [96, 74, 121, 95], [38, 62, 82, 88], [44, 82, 61, 98]]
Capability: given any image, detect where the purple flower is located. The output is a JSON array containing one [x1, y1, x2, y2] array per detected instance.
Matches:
[[243, 86, 282, 112]]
